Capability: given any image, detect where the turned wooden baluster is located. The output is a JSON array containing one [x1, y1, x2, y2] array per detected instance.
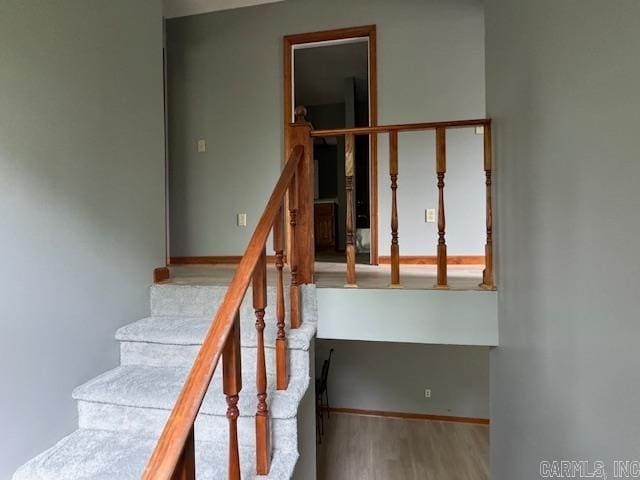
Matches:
[[288, 173, 301, 329], [345, 134, 357, 287], [171, 425, 195, 480], [273, 204, 288, 390], [389, 131, 401, 287], [481, 123, 495, 289], [253, 248, 271, 475], [435, 127, 448, 288], [222, 313, 242, 480]]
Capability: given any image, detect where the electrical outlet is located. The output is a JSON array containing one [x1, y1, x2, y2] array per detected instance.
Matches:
[[197, 139, 207, 153], [424, 389, 431, 399], [425, 209, 436, 223], [237, 213, 247, 227]]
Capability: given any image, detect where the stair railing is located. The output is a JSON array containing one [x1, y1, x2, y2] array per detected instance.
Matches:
[[143, 134, 313, 478], [307, 110, 495, 290]]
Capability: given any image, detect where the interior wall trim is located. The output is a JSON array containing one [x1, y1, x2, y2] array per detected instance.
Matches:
[[169, 256, 281, 265], [325, 407, 490, 425], [378, 255, 485, 265], [153, 267, 171, 283]]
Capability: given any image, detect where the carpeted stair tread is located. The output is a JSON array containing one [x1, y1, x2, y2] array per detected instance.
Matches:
[[12, 429, 298, 480], [149, 284, 288, 318], [72, 365, 307, 419], [116, 315, 315, 351], [13, 285, 317, 479]]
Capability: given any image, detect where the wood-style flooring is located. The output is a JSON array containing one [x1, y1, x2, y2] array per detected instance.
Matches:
[[316, 413, 489, 480]]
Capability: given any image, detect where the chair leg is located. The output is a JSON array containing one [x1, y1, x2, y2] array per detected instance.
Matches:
[[316, 399, 323, 443], [325, 388, 330, 419]]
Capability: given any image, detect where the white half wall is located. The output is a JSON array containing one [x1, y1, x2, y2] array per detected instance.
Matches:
[[317, 288, 498, 346]]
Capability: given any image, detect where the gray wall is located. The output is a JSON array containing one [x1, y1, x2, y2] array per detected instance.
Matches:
[[0, 1, 165, 477], [486, 0, 640, 478], [166, 0, 486, 257], [293, 340, 316, 480], [316, 340, 489, 419]]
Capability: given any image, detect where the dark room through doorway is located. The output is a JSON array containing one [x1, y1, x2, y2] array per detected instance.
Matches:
[[292, 36, 374, 264]]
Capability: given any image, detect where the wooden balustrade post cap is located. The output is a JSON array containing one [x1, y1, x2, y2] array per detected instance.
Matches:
[[294, 105, 308, 123]]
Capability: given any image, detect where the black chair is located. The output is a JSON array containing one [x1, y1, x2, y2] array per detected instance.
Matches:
[[316, 348, 334, 443]]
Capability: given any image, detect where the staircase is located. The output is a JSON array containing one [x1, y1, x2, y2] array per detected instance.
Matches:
[[13, 282, 317, 479], [12, 108, 494, 479]]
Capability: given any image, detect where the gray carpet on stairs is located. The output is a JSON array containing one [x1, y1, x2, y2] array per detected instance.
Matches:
[[12, 429, 299, 480], [13, 285, 317, 480]]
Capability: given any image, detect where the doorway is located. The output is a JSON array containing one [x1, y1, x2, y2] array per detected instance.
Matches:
[[284, 26, 378, 265]]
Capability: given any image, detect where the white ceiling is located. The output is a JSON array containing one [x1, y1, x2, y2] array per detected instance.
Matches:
[[163, 0, 284, 18]]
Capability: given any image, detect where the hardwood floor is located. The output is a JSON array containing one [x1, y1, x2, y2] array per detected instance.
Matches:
[[317, 413, 489, 480]]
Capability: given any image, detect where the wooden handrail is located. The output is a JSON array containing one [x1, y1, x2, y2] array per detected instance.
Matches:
[[142, 145, 305, 480], [310, 118, 490, 137]]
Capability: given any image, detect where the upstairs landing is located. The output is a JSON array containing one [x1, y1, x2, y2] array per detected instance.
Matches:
[[168, 262, 484, 290], [166, 264, 498, 347]]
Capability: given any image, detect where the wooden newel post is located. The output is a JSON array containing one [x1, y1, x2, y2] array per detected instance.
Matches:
[[286, 106, 315, 284], [435, 128, 448, 289], [481, 122, 495, 289], [345, 134, 357, 287]]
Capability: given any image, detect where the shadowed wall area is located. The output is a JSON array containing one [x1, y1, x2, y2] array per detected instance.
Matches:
[[0, 1, 165, 477], [486, 0, 640, 477]]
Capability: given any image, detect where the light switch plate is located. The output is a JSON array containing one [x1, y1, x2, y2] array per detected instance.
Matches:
[[237, 213, 247, 227], [426, 209, 436, 223], [197, 139, 206, 153], [475, 126, 485, 135]]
